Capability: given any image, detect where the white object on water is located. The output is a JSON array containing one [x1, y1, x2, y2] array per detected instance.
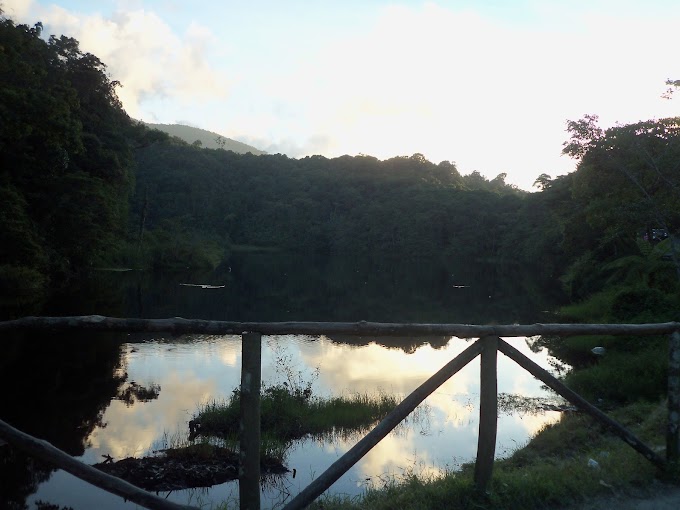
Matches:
[[591, 347, 606, 356], [179, 283, 226, 289], [588, 458, 600, 469]]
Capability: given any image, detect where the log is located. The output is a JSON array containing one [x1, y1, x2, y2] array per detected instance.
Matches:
[[282, 339, 484, 510], [0, 418, 197, 510], [474, 336, 498, 492], [239, 332, 262, 510], [1, 315, 679, 339], [497, 339, 666, 468]]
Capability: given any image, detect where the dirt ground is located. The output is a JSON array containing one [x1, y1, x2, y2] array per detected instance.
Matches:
[[567, 483, 680, 509]]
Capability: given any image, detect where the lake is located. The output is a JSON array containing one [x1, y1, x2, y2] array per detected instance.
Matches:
[[0, 255, 566, 509]]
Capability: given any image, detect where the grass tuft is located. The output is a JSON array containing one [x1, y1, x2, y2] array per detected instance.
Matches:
[[195, 388, 399, 442]]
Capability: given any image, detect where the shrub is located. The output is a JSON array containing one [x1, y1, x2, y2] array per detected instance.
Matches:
[[0, 264, 47, 299], [610, 286, 676, 322], [564, 343, 667, 404]]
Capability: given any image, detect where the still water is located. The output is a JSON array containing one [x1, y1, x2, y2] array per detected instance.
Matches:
[[1, 255, 566, 509]]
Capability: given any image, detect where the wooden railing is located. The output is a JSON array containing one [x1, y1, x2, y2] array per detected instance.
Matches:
[[1, 316, 679, 510]]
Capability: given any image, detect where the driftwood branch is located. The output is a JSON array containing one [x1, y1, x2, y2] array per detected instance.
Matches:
[[1, 315, 679, 338], [0, 418, 197, 510]]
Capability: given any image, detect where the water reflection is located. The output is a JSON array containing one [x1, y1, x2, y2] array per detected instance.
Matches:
[[18, 334, 560, 509], [0, 330, 130, 509], [13, 252, 563, 324]]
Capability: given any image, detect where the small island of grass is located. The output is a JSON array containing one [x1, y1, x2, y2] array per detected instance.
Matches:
[[192, 383, 399, 442]]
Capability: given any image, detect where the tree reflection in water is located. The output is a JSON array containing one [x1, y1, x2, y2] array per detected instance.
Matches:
[[0, 330, 159, 509]]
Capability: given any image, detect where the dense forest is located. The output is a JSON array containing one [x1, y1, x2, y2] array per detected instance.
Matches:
[[0, 14, 167, 297], [1, 13, 679, 331]]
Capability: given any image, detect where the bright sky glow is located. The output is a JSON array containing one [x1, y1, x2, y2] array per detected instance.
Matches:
[[5, 0, 680, 189]]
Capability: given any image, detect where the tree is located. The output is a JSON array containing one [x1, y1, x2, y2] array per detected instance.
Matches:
[[662, 78, 680, 99], [0, 15, 142, 285], [563, 115, 680, 280], [533, 173, 552, 191], [562, 114, 604, 159]]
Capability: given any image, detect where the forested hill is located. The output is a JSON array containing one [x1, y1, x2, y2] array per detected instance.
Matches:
[[2, 13, 680, 321], [130, 146, 540, 271], [143, 123, 265, 154]]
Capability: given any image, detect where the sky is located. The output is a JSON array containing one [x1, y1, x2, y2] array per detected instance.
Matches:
[[3, 0, 680, 190]]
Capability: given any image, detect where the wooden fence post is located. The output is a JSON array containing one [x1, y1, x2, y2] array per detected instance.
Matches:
[[668, 330, 680, 464], [474, 335, 498, 492], [240, 332, 262, 510]]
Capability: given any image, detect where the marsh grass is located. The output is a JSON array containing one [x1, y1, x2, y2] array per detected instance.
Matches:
[[196, 388, 399, 442]]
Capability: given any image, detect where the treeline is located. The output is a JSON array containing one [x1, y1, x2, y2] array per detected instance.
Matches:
[[130, 145, 537, 271]]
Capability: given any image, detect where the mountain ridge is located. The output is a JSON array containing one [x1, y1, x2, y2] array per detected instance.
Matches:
[[144, 122, 265, 154]]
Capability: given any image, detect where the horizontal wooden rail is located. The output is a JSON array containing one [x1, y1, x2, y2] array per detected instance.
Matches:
[[1, 315, 680, 337], [0, 418, 197, 510]]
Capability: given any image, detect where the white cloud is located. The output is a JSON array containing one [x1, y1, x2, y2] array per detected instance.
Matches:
[[233, 2, 679, 188], [4, 0, 230, 118], [260, 5, 557, 169], [2, 0, 34, 19]]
